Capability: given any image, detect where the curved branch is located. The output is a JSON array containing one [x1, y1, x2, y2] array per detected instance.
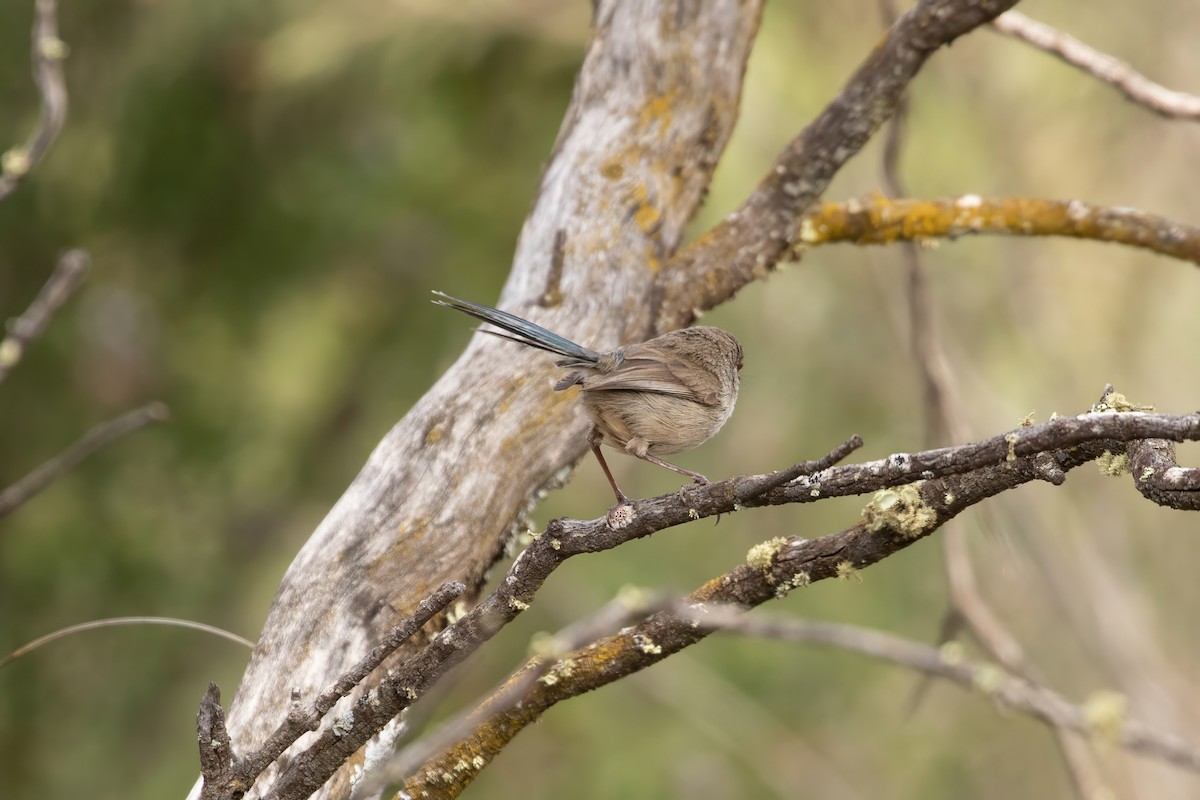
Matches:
[[0, 0, 70, 202], [992, 10, 1200, 121], [795, 195, 1200, 266]]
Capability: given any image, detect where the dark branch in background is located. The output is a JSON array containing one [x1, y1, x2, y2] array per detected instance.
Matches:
[[992, 10, 1200, 121], [0, 0, 69, 202], [0, 248, 89, 384], [685, 607, 1200, 774], [399, 400, 1200, 798], [0, 402, 169, 519], [197, 582, 465, 800], [657, 0, 1021, 330]]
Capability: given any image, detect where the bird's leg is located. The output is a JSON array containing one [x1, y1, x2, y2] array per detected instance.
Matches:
[[637, 453, 710, 485], [587, 426, 630, 505]]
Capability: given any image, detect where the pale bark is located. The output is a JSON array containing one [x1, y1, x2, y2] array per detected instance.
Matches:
[[212, 2, 764, 797]]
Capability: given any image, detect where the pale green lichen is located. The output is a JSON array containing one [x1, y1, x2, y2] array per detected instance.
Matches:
[[1004, 432, 1020, 462], [1083, 690, 1128, 745], [835, 561, 862, 583], [746, 537, 789, 570], [539, 657, 577, 686], [1, 147, 31, 178], [529, 631, 563, 658], [616, 584, 651, 611], [508, 596, 529, 612], [939, 641, 966, 666], [1093, 392, 1153, 414], [446, 600, 468, 625], [1140, 466, 1155, 481], [550, 539, 561, 550], [810, 488, 820, 498], [634, 633, 662, 655], [39, 36, 70, 60], [971, 664, 1004, 696], [773, 570, 811, 598], [472, 755, 486, 769], [1020, 411, 1036, 427], [862, 484, 936, 539], [1097, 451, 1130, 477], [688, 508, 700, 520]]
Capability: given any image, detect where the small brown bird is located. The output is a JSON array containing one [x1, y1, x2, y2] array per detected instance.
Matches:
[[433, 291, 743, 504]]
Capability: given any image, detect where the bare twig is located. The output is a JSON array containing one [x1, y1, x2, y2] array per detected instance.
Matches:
[[0, 0, 70, 201], [0, 249, 89, 384], [0, 617, 253, 670], [685, 606, 1200, 774], [795, 195, 1200, 267], [992, 10, 1200, 121], [197, 581, 465, 800], [0, 402, 169, 519]]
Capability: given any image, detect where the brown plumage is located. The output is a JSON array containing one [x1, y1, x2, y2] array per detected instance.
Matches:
[[433, 292, 743, 504]]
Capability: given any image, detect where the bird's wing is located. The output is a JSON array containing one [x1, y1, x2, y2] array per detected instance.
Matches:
[[580, 355, 721, 405]]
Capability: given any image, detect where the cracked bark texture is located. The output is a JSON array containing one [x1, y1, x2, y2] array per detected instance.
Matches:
[[203, 2, 765, 797]]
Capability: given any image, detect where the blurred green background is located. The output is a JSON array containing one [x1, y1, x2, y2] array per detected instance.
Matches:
[[2, 1, 1199, 798]]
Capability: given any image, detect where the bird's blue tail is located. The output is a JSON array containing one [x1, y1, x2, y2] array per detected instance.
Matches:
[[432, 291, 599, 366]]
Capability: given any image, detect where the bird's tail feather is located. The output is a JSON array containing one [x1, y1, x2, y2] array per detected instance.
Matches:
[[432, 291, 599, 365]]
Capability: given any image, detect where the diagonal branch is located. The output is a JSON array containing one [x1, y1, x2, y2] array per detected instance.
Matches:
[[657, 0, 1021, 331], [685, 607, 1200, 773], [0, 0, 70, 202], [0, 401, 170, 519], [992, 10, 1200, 121], [794, 195, 1200, 266], [0, 249, 89, 385]]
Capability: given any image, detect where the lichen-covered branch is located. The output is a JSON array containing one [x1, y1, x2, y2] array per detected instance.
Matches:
[[396, 400, 1199, 797], [992, 10, 1200, 121], [795, 195, 1200, 266]]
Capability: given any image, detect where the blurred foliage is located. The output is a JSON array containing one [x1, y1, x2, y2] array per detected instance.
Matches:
[[1, 1, 1199, 799]]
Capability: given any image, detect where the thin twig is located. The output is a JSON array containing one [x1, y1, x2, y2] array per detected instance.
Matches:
[[0, 616, 254, 670], [685, 606, 1200, 774], [0, 401, 169, 519], [0, 0, 70, 201], [0, 249, 89, 384], [992, 10, 1200, 121]]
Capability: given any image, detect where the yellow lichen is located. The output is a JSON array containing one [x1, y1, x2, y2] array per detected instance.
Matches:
[[746, 537, 789, 571], [862, 484, 936, 539], [1096, 451, 1130, 477], [1083, 690, 1128, 745], [835, 561, 862, 583]]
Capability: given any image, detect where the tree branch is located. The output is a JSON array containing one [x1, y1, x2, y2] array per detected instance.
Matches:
[[686, 607, 1200, 774], [0, 401, 169, 519], [197, 582, 465, 800], [0, 0, 70, 202], [0, 248, 89, 384], [795, 195, 1200, 267], [384, 400, 1199, 796], [992, 10, 1200, 121], [657, 0, 1020, 331]]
